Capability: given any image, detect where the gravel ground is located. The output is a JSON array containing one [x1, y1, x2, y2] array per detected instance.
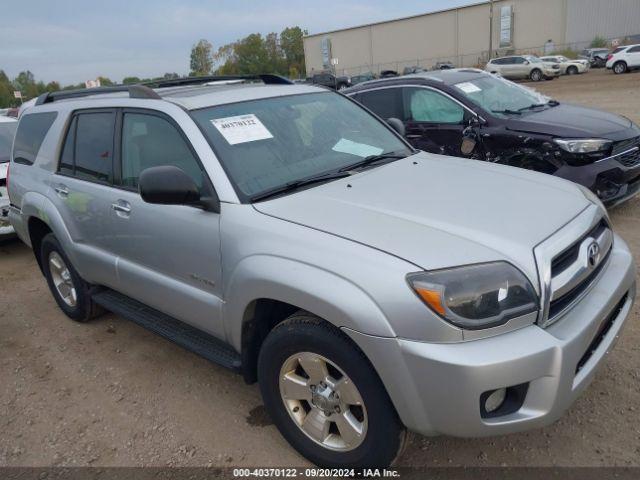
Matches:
[[1, 69, 639, 468]]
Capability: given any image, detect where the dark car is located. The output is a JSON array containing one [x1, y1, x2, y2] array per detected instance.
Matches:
[[579, 48, 610, 68], [344, 69, 640, 206], [434, 61, 456, 70], [310, 71, 351, 90], [402, 66, 426, 75], [379, 70, 399, 78], [350, 72, 376, 85]]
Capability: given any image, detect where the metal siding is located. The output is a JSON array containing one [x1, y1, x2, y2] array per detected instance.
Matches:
[[566, 0, 640, 46]]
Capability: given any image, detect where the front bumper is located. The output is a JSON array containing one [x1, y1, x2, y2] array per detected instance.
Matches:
[[553, 154, 640, 207], [345, 237, 635, 437], [0, 187, 15, 238]]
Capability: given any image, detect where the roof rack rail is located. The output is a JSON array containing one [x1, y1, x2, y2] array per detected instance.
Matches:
[[35, 85, 161, 106], [144, 74, 293, 88]]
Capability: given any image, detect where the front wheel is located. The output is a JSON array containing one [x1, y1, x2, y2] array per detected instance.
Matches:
[[258, 313, 405, 468], [613, 62, 628, 74], [567, 65, 578, 75], [530, 69, 543, 82]]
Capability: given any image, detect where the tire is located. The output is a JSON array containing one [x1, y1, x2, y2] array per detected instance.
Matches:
[[567, 65, 578, 75], [530, 69, 543, 82], [613, 61, 628, 74], [257, 313, 406, 468], [41, 233, 101, 322], [337, 83, 348, 91]]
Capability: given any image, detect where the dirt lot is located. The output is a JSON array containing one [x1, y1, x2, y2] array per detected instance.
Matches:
[[1, 69, 640, 468]]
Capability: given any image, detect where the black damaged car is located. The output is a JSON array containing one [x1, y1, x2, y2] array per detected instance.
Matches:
[[344, 69, 640, 207]]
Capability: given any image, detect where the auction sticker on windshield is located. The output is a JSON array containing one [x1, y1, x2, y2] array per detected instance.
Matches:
[[456, 82, 482, 94], [211, 114, 273, 145]]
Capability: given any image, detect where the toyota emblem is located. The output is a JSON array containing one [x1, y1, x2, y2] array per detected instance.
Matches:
[[587, 242, 601, 268]]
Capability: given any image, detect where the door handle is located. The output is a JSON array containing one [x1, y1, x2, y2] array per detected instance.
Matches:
[[111, 202, 131, 214], [54, 185, 69, 197]]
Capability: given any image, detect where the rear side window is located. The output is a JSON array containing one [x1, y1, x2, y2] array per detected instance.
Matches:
[[12, 112, 58, 165], [59, 111, 115, 183], [357, 88, 403, 120], [628, 46, 640, 53]]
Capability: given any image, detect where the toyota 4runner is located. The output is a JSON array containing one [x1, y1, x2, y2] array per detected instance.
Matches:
[[7, 75, 636, 468]]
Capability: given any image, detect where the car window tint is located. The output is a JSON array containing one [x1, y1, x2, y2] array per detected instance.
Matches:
[[628, 46, 640, 53], [74, 112, 115, 183], [120, 113, 203, 189], [357, 88, 403, 120], [59, 116, 76, 175], [405, 88, 464, 124], [0, 122, 17, 163], [12, 112, 58, 165]]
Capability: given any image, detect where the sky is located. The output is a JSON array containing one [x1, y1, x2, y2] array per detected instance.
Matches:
[[1, 0, 480, 85]]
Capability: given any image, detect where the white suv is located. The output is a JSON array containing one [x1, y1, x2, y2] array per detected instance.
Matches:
[[485, 55, 560, 81], [606, 44, 640, 74]]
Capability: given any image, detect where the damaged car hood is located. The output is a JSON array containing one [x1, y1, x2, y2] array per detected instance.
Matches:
[[253, 152, 590, 286]]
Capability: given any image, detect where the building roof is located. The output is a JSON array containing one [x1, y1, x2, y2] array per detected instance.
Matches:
[[304, 1, 488, 39]]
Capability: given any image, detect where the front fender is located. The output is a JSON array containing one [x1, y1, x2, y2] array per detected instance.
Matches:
[[223, 255, 396, 351]]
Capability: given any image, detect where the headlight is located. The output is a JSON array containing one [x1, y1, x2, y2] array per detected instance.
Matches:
[[577, 184, 608, 215], [407, 262, 539, 330], [554, 138, 612, 154]]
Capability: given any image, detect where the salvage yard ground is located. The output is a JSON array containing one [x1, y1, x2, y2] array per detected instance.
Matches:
[[1, 69, 639, 467]]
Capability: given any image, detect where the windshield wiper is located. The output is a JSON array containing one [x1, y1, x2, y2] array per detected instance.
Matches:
[[518, 103, 549, 112], [250, 171, 352, 203], [491, 109, 522, 115], [338, 151, 410, 173]]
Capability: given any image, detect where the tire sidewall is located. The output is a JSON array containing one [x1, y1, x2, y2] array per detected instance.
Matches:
[[530, 69, 542, 81], [41, 234, 93, 322], [567, 66, 578, 75], [258, 318, 403, 468], [614, 62, 627, 74]]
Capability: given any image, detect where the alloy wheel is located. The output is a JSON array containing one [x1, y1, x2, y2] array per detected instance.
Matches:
[[279, 352, 368, 451], [48, 251, 77, 307]]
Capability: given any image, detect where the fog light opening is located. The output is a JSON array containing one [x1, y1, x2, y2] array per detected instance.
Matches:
[[484, 388, 507, 413]]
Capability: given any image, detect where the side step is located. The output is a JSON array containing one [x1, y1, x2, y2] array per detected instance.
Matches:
[[92, 289, 242, 373]]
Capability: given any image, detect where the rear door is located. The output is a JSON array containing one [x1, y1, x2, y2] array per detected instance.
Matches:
[[104, 109, 225, 338], [52, 109, 119, 286]]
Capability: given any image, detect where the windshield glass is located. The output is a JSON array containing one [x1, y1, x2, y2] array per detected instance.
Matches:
[[191, 92, 411, 200], [454, 75, 549, 117], [0, 122, 17, 163]]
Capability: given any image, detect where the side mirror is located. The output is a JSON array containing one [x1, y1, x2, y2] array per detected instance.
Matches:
[[139, 165, 202, 207], [386, 117, 406, 137]]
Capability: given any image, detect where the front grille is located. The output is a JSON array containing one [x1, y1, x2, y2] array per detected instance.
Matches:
[[611, 136, 640, 156], [575, 292, 628, 374], [551, 220, 607, 277], [546, 219, 613, 323], [549, 247, 611, 318], [616, 147, 640, 168]]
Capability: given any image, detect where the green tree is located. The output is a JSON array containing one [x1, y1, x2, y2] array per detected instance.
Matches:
[[163, 72, 180, 80], [0, 70, 16, 107], [280, 26, 307, 76], [235, 33, 270, 75], [122, 76, 141, 85], [190, 39, 214, 76], [13, 70, 39, 99], [590, 35, 608, 48], [45, 81, 61, 92], [97, 76, 114, 86]]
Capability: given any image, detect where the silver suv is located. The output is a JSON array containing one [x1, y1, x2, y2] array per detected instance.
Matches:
[[8, 75, 636, 468]]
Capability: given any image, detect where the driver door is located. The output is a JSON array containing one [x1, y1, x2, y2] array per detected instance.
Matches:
[[402, 87, 477, 157]]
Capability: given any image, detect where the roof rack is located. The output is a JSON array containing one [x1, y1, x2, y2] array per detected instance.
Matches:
[[35, 85, 161, 106], [144, 74, 293, 88]]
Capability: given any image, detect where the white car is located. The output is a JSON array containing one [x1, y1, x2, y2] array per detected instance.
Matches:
[[485, 55, 560, 81], [606, 44, 640, 74], [0, 116, 18, 238], [540, 56, 589, 75]]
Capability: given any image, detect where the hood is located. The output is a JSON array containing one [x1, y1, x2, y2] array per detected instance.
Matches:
[[254, 153, 589, 286], [507, 103, 634, 139]]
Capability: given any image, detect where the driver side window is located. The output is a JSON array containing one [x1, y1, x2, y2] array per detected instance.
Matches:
[[403, 88, 465, 124], [120, 112, 204, 190]]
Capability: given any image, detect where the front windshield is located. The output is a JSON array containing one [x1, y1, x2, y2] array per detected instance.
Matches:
[[0, 122, 17, 163], [191, 92, 411, 200], [454, 75, 550, 117]]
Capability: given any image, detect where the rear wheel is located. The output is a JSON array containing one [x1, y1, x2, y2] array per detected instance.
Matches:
[[530, 69, 543, 82], [613, 61, 628, 74], [41, 233, 101, 322], [257, 313, 405, 468]]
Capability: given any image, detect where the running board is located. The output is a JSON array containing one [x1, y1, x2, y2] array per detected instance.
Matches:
[[92, 289, 242, 373]]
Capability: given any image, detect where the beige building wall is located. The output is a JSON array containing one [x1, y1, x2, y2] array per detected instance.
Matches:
[[303, 0, 570, 76]]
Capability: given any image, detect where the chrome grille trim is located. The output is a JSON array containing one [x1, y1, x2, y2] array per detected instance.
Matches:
[[534, 205, 612, 328]]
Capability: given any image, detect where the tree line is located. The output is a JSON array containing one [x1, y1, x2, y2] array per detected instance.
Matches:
[[1, 25, 307, 108]]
